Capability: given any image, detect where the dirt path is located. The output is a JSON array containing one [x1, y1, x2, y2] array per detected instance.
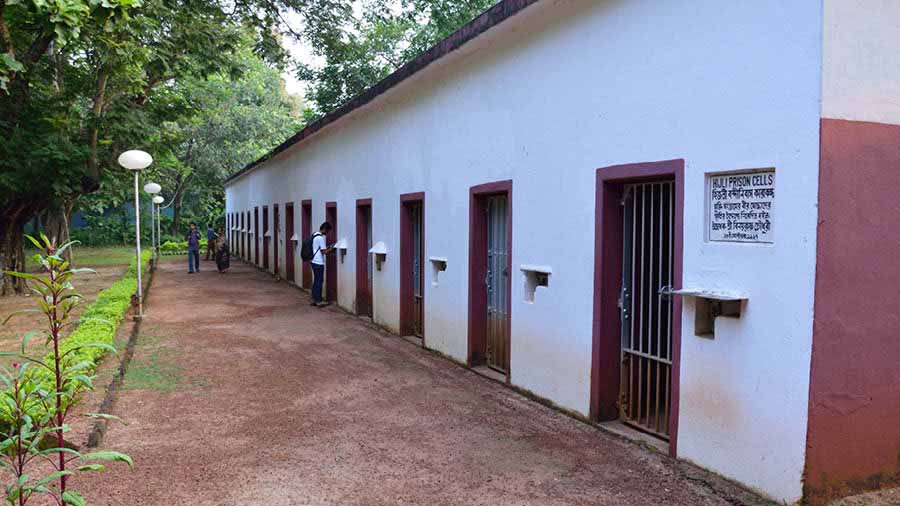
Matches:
[[76, 259, 775, 506]]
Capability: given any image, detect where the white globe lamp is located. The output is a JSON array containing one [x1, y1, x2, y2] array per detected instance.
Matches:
[[119, 150, 153, 319]]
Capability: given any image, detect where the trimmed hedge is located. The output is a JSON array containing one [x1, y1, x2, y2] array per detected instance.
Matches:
[[160, 240, 207, 256], [0, 251, 151, 418], [49, 250, 152, 375]]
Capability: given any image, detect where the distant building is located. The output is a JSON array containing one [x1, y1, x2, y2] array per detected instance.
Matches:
[[224, 2, 900, 504]]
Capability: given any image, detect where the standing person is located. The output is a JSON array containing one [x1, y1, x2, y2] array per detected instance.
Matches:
[[186, 223, 201, 273], [205, 225, 218, 261], [215, 227, 230, 273], [309, 222, 334, 307]]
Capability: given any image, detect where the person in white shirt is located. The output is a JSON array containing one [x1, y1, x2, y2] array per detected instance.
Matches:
[[311, 222, 334, 306]]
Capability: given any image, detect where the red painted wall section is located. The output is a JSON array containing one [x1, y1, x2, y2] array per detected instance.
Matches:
[[806, 118, 900, 504]]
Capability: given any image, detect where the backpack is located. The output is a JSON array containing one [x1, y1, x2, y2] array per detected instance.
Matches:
[[300, 233, 321, 262]]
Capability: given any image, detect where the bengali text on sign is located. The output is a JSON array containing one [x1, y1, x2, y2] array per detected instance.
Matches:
[[708, 170, 775, 243]]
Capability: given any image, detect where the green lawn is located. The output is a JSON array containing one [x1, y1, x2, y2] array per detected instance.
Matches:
[[25, 245, 137, 270]]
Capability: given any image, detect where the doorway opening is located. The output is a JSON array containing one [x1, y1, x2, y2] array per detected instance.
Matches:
[[468, 181, 512, 378], [285, 203, 295, 283], [356, 199, 373, 317], [254, 207, 260, 266], [262, 206, 270, 270], [400, 193, 425, 340], [591, 159, 684, 456], [325, 202, 338, 303], [274, 204, 280, 276], [301, 200, 312, 289], [245, 211, 250, 260]]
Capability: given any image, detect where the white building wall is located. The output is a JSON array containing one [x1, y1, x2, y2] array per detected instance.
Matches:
[[823, 0, 900, 124], [226, 1, 822, 501]]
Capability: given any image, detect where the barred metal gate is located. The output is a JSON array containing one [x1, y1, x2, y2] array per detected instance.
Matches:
[[410, 202, 424, 337], [486, 195, 509, 373], [620, 181, 674, 439]]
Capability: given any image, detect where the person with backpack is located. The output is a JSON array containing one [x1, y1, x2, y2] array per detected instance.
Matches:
[[301, 222, 335, 307]]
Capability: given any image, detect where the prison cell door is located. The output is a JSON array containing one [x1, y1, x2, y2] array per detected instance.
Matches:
[[410, 202, 424, 337], [301, 202, 312, 288], [325, 204, 337, 303], [620, 181, 674, 439], [262, 207, 270, 270], [356, 204, 373, 317], [485, 195, 509, 373], [285, 204, 295, 283], [274, 204, 280, 276]]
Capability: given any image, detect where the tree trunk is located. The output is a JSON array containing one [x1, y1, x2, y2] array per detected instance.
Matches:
[[170, 173, 186, 236], [43, 204, 73, 264], [171, 191, 184, 236], [1, 220, 27, 296]]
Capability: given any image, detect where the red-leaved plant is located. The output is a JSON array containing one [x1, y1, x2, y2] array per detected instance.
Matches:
[[1, 235, 132, 505]]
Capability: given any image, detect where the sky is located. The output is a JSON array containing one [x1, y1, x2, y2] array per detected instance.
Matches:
[[280, 9, 318, 97], [279, 2, 400, 98]]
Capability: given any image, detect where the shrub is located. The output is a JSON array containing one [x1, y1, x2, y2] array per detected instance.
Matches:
[[159, 239, 207, 255], [0, 236, 136, 505], [48, 249, 151, 376]]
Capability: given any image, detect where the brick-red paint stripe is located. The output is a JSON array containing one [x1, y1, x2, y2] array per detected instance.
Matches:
[[805, 118, 900, 504]]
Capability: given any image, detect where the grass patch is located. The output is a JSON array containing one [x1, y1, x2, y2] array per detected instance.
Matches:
[[122, 337, 184, 393], [123, 330, 207, 392], [24, 245, 135, 270]]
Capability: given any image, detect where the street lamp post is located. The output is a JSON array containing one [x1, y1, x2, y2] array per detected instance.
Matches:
[[153, 196, 165, 256], [143, 182, 162, 260], [118, 150, 153, 320]]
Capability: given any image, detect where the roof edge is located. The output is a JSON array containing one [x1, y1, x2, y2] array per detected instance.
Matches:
[[224, 0, 541, 186]]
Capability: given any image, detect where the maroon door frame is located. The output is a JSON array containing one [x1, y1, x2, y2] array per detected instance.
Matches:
[[274, 204, 280, 276], [241, 212, 246, 259], [245, 211, 250, 260], [262, 206, 270, 270], [399, 192, 425, 340], [467, 180, 512, 380], [301, 200, 312, 288], [254, 207, 260, 266], [285, 202, 295, 283], [591, 159, 684, 457], [355, 199, 373, 316], [325, 202, 338, 303]]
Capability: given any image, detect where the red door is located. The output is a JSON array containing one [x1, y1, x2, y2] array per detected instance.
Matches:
[[262, 206, 270, 270], [325, 203, 337, 302], [274, 204, 280, 276], [400, 193, 425, 339], [302, 200, 312, 288], [254, 207, 260, 266], [285, 203, 295, 283], [356, 199, 373, 317]]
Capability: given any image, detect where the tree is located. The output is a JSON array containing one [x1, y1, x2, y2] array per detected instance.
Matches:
[[298, 0, 498, 115], [0, 0, 338, 294], [141, 42, 304, 235]]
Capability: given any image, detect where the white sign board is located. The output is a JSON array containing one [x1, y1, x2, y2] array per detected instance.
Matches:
[[708, 170, 775, 243]]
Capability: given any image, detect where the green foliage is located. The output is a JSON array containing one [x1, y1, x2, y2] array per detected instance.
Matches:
[[69, 212, 131, 247], [159, 239, 205, 255], [299, 0, 498, 115], [0, 235, 136, 504], [49, 248, 150, 379]]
